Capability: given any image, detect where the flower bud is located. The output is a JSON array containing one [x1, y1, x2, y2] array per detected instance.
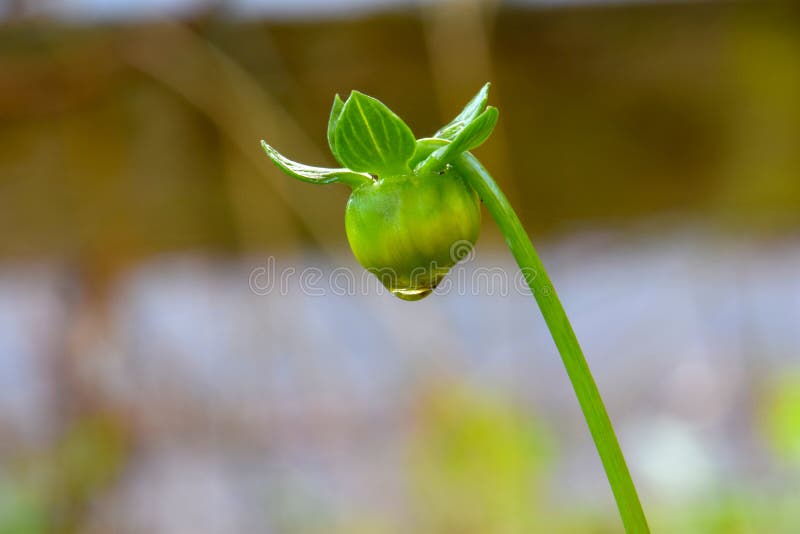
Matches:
[[345, 168, 480, 300], [261, 84, 497, 301]]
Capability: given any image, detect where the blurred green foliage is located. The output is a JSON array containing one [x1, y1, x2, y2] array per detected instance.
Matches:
[[0, 414, 129, 533], [763, 370, 800, 464], [409, 386, 554, 533]]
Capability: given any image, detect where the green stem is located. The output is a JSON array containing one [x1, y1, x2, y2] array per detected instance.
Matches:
[[454, 153, 650, 533]]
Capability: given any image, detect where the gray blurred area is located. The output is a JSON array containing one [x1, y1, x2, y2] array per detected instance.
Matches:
[[1, 1, 800, 532]]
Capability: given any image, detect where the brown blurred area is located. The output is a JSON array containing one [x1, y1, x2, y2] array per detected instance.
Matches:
[[2, 2, 799, 264], [1, 1, 800, 532]]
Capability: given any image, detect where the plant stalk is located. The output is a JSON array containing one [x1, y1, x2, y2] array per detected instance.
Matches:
[[454, 153, 650, 533]]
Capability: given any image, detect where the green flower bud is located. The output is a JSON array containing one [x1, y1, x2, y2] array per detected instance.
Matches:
[[345, 163, 480, 300], [261, 84, 497, 301]]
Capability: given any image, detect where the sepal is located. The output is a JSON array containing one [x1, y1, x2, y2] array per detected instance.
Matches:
[[332, 91, 416, 177], [434, 82, 491, 140], [261, 141, 373, 188], [327, 94, 345, 162], [416, 106, 498, 173]]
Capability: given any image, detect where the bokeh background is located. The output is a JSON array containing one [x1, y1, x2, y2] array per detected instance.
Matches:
[[2, 0, 800, 532]]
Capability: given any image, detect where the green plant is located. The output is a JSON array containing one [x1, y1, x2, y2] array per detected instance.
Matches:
[[410, 385, 555, 532], [763, 370, 800, 464], [262, 84, 650, 532]]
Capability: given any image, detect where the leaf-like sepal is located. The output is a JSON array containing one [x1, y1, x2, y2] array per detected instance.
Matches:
[[261, 141, 373, 188], [416, 106, 499, 173], [333, 91, 416, 177], [434, 83, 491, 140], [327, 94, 345, 162]]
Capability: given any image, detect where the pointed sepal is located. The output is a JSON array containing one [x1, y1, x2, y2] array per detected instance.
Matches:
[[416, 106, 498, 174], [261, 141, 373, 188], [434, 82, 491, 141], [327, 94, 345, 163]]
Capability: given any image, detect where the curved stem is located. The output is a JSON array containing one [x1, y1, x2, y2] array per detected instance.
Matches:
[[454, 153, 650, 533]]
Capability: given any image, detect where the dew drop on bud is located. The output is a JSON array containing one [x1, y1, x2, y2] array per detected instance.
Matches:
[[390, 286, 434, 301]]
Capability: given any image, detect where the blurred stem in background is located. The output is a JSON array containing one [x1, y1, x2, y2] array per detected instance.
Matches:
[[421, 0, 518, 202], [121, 22, 333, 255]]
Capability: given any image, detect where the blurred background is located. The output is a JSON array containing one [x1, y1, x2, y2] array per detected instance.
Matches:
[[1, 0, 800, 532]]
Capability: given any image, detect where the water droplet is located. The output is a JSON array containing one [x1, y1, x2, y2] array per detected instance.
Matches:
[[390, 286, 433, 301]]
